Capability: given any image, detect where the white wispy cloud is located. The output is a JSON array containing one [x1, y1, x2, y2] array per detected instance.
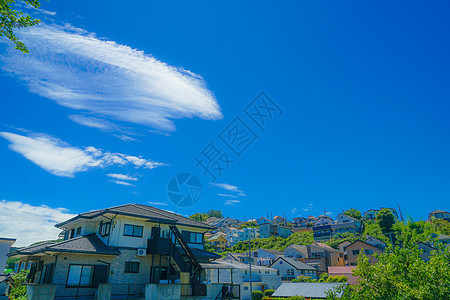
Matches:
[[148, 201, 169, 206], [107, 173, 138, 181], [0, 24, 222, 133], [224, 199, 241, 206], [303, 203, 313, 213], [0, 200, 76, 247], [210, 183, 245, 194], [292, 208, 298, 215], [0, 131, 166, 177], [217, 193, 237, 198], [109, 180, 135, 187]]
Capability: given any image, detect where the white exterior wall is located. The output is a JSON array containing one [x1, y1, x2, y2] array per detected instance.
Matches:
[[284, 246, 307, 259], [270, 259, 317, 281], [0, 239, 15, 273]]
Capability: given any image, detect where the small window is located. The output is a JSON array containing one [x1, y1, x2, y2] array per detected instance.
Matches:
[[76, 227, 81, 235], [123, 224, 143, 237], [352, 250, 360, 255], [99, 222, 111, 237], [365, 249, 373, 255], [124, 262, 140, 273]]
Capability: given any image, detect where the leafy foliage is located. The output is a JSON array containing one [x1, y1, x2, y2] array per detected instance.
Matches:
[[376, 208, 395, 233], [251, 290, 264, 300], [264, 289, 275, 297], [232, 231, 314, 252], [6, 257, 19, 270], [341, 229, 450, 300], [8, 270, 28, 300], [325, 232, 360, 249], [189, 209, 223, 222], [0, 0, 44, 53], [292, 273, 347, 283], [343, 208, 362, 220], [239, 221, 258, 229]]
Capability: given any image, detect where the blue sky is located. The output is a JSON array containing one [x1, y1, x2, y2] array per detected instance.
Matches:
[[1, 0, 450, 245]]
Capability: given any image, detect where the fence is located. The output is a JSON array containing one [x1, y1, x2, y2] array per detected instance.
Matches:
[[111, 284, 146, 299], [54, 285, 97, 299], [54, 284, 146, 299]]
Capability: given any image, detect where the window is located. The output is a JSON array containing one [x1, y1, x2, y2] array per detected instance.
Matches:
[[182, 231, 203, 244], [99, 222, 111, 237], [123, 224, 143, 237], [67, 265, 94, 287], [76, 227, 81, 235], [287, 269, 295, 276], [69, 229, 75, 239], [352, 250, 360, 255], [124, 262, 140, 273], [365, 249, 373, 255]]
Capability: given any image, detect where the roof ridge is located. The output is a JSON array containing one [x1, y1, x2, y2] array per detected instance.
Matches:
[[130, 204, 178, 221]]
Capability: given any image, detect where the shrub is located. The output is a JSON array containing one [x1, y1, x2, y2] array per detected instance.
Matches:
[[8, 270, 29, 300], [264, 289, 275, 297], [251, 290, 264, 300]]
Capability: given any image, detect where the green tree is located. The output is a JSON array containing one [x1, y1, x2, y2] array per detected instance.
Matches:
[[0, 0, 45, 53], [342, 230, 450, 300], [343, 208, 362, 220], [6, 257, 19, 270], [264, 289, 275, 297], [8, 270, 28, 300], [376, 208, 395, 233]]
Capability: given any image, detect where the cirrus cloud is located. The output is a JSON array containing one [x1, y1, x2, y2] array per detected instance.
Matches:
[[0, 23, 222, 133]]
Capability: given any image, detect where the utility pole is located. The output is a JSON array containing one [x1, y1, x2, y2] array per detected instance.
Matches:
[[248, 233, 252, 296]]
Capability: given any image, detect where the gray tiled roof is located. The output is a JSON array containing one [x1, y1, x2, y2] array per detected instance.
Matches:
[[56, 204, 214, 230], [272, 257, 316, 271], [272, 283, 347, 298], [10, 234, 120, 256]]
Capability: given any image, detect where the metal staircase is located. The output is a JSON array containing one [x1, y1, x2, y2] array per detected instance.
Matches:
[[169, 225, 203, 282]]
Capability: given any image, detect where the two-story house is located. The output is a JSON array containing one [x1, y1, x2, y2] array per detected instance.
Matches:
[[226, 227, 259, 247], [208, 233, 228, 252], [8, 204, 220, 298], [312, 214, 362, 242], [364, 208, 399, 221], [428, 210, 450, 222], [344, 240, 382, 266], [270, 257, 317, 282], [284, 243, 344, 274], [259, 223, 293, 239]]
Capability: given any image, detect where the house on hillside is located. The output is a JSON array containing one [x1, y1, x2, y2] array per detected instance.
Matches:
[[273, 216, 287, 225], [206, 217, 242, 233], [428, 210, 450, 222], [227, 227, 259, 247], [284, 243, 344, 274], [364, 235, 386, 250], [314, 215, 334, 226], [418, 243, 437, 262], [328, 266, 358, 285], [344, 240, 382, 266], [256, 217, 272, 225], [364, 208, 399, 221], [208, 233, 228, 252], [223, 249, 283, 266], [259, 223, 293, 239], [270, 257, 317, 281], [293, 217, 308, 228], [313, 214, 362, 242], [8, 204, 222, 299]]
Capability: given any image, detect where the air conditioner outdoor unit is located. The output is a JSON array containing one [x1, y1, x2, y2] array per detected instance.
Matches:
[[137, 248, 146, 256]]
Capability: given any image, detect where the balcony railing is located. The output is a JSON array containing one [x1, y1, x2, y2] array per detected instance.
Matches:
[[242, 275, 262, 282], [147, 238, 172, 255]]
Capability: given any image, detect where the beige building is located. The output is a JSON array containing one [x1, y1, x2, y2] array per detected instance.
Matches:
[[344, 240, 382, 265]]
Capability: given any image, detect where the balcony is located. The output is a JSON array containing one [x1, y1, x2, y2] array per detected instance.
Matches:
[[147, 238, 172, 255]]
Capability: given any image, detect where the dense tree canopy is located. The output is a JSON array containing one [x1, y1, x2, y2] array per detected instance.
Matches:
[[343, 208, 362, 220], [376, 208, 395, 233], [0, 0, 44, 53], [341, 230, 450, 300], [189, 209, 223, 222]]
